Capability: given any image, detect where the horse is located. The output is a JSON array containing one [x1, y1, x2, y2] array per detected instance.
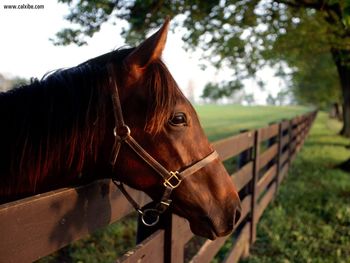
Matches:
[[0, 19, 241, 240]]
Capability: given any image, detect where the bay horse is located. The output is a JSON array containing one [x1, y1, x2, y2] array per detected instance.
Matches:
[[0, 19, 241, 240]]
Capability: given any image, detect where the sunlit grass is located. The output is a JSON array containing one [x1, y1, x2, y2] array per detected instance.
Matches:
[[196, 104, 310, 141]]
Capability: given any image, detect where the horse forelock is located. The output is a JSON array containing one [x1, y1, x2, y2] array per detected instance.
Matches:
[[143, 60, 187, 134]]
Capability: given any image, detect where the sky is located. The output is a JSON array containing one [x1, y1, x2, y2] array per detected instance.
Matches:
[[0, 0, 283, 103]]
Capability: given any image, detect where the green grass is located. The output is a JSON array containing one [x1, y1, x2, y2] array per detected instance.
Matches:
[[241, 112, 350, 263], [37, 104, 313, 263], [196, 104, 310, 141]]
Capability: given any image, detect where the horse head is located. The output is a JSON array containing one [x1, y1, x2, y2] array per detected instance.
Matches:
[[108, 19, 241, 240]]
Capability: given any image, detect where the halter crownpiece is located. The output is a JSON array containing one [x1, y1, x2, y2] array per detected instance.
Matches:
[[108, 66, 219, 226]]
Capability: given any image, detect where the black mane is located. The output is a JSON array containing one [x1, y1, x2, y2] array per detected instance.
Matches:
[[0, 49, 132, 201]]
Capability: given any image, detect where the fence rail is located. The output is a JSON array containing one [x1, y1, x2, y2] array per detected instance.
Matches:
[[0, 111, 317, 263]]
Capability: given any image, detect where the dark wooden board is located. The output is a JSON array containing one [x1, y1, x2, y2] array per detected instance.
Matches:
[[258, 144, 278, 170], [117, 230, 164, 263], [259, 124, 279, 142], [0, 180, 150, 263], [213, 131, 254, 161], [232, 161, 253, 192], [257, 164, 277, 197], [256, 182, 277, 222]]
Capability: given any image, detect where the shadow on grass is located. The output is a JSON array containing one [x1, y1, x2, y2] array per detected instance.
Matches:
[[304, 141, 350, 148]]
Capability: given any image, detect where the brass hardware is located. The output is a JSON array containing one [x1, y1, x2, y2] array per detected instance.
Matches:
[[163, 171, 182, 189]]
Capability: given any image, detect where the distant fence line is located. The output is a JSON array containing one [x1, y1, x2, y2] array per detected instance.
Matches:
[[0, 111, 317, 263]]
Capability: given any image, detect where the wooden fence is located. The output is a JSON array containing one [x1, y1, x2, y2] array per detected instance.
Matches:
[[0, 111, 317, 263]]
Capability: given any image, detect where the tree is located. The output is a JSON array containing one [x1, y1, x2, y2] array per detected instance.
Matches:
[[272, 0, 350, 136], [201, 80, 243, 103], [276, 89, 291, 105], [290, 53, 341, 109], [266, 93, 277, 105], [266, 7, 342, 109], [243, 93, 255, 105], [201, 82, 222, 103], [55, 0, 350, 137]]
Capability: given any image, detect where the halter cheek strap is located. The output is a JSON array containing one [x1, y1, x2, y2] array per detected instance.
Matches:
[[108, 67, 219, 226]]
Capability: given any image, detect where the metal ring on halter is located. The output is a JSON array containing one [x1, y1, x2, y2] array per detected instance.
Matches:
[[114, 125, 131, 141], [141, 208, 160, 227]]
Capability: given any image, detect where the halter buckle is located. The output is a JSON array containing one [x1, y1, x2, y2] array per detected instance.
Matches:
[[163, 171, 182, 189]]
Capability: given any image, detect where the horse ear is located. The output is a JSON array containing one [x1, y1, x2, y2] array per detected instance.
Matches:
[[125, 18, 170, 79]]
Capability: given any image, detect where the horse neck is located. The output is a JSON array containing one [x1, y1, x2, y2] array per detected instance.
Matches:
[[0, 74, 111, 201]]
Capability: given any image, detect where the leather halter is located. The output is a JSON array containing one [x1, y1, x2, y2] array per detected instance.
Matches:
[[108, 67, 219, 226]]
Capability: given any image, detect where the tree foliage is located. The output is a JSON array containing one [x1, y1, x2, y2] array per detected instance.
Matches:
[[266, 89, 292, 105], [266, 7, 342, 108], [55, 0, 268, 80], [290, 53, 341, 109], [275, 0, 350, 136], [55, 0, 350, 135], [54, 0, 350, 68]]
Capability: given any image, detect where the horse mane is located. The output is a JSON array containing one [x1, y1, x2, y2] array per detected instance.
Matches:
[[0, 48, 187, 201], [0, 51, 120, 199]]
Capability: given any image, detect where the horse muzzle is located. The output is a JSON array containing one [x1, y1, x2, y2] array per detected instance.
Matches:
[[188, 199, 242, 240]]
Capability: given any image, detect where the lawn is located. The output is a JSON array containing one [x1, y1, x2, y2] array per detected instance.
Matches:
[[196, 104, 310, 141], [37, 104, 314, 263], [241, 112, 350, 263]]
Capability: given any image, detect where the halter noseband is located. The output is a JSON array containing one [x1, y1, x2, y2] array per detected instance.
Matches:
[[108, 68, 219, 226]]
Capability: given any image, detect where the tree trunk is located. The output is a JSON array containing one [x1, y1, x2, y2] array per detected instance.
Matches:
[[331, 48, 350, 138], [335, 102, 343, 121], [329, 102, 343, 121], [342, 97, 350, 137]]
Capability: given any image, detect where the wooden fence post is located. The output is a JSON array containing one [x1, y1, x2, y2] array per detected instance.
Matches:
[[301, 116, 307, 146], [237, 130, 253, 169], [288, 119, 293, 167], [309, 112, 313, 132], [275, 122, 283, 195], [267, 122, 277, 171], [237, 130, 254, 258], [296, 116, 302, 152], [237, 130, 253, 202], [169, 215, 190, 263], [250, 129, 260, 244], [299, 117, 305, 147], [163, 212, 173, 263]]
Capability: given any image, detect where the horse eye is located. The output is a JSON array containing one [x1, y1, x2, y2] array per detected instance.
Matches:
[[169, 112, 187, 126]]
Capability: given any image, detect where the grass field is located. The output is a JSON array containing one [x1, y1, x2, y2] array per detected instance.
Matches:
[[38, 104, 318, 263], [196, 104, 310, 141]]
